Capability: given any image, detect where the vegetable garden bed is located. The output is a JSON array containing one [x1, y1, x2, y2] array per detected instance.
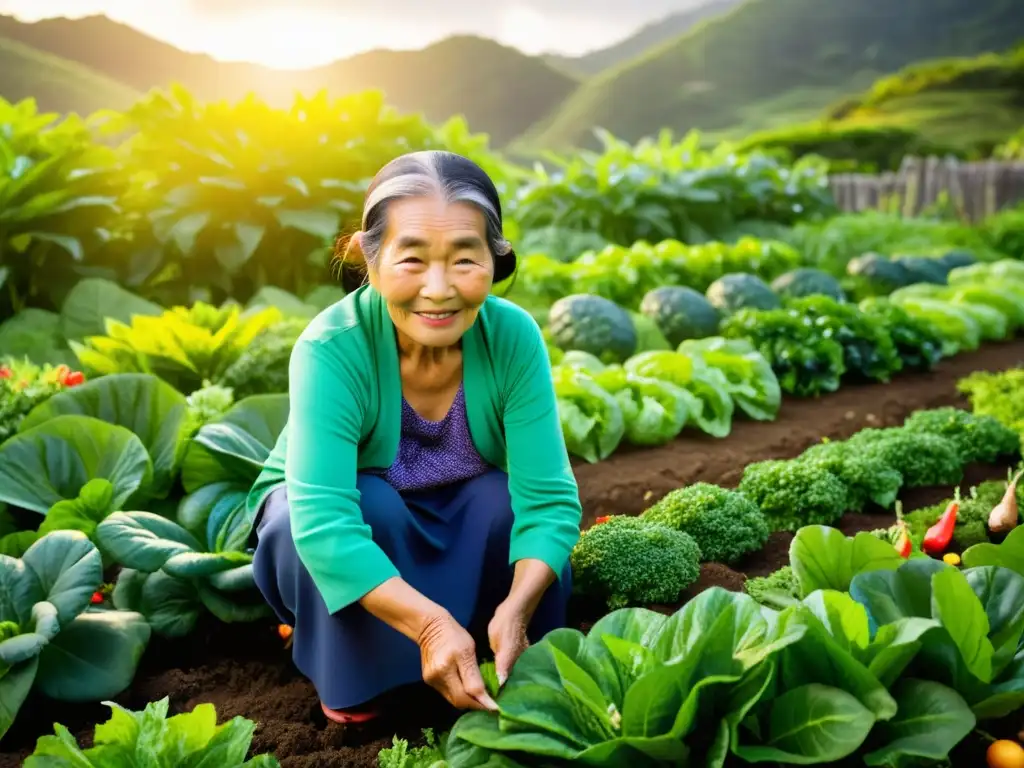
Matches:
[[574, 336, 1024, 522], [3, 338, 1023, 768]]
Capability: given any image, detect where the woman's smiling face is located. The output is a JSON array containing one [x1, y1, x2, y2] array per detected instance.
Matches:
[[368, 195, 494, 349]]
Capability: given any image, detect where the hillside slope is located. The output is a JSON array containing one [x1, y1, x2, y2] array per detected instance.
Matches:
[[733, 46, 1024, 169], [829, 48, 1024, 151], [544, 0, 742, 77], [0, 35, 139, 115], [303, 36, 580, 146], [524, 0, 1024, 150], [0, 15, 577, 146]]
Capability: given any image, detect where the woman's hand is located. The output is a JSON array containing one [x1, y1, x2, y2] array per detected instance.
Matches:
[[488, 601, 530, 686], [487, 559, 557, 685], [418, 612, 498, 712]]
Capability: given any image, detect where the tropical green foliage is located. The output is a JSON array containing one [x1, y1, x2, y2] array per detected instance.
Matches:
[[0, 98, 124, 319]]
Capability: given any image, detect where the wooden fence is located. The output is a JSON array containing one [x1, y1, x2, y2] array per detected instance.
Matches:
[[828, 156, 1024, 221]]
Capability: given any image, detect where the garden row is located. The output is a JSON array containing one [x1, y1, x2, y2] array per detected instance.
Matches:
[[3, 257, 1022, 470], [5, 362, 1024, 766], [547, 258, 1024, 459]]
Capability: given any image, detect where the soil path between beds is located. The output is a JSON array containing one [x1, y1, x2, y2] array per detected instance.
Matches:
[[574, 337, 1024, 524], [3, 338, 1024, 768]]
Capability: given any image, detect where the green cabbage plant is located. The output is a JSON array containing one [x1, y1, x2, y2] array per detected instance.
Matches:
[[0, 530, 151, 740]]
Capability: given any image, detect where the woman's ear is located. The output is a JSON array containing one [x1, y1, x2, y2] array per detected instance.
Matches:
[[344, 231, 365, 265], [337, 231, 371, 292]]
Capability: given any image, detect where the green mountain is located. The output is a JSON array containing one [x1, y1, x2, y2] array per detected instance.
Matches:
[[0, 35, 139, 115], [0, 15, 577, 147], [522, 0, 1024, 151], [544, 0, 742, 77]]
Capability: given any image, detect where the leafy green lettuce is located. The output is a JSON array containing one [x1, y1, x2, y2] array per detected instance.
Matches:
[[623, 350, 734, 438], [592, 366, 696, 447], [552, 365, 625, 463], [675, 337, 780, 421], [24, 695, 280, 766]]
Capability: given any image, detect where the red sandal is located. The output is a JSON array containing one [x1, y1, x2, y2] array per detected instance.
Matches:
[[320, 701, 379, 724]]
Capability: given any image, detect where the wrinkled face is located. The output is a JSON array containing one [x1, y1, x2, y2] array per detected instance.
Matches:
[[369, 195, 494, 348]]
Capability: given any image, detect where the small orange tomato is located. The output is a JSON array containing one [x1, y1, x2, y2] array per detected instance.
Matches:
[[987, 739, 1024, 768], [277, 624, 293, 640]]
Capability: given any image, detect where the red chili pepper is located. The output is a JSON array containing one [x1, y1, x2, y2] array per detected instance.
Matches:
[[893, 522, 912, 558], [923, 499, 959, 556], [90, 591, 104, 604]]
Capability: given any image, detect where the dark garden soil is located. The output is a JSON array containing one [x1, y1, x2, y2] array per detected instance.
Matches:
[[3, 337, 1024, 767]]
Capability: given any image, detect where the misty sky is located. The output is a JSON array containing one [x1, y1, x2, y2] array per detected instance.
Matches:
[[0, 0, 706, 68]]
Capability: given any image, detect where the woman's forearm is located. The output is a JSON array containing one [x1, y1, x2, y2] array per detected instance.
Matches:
[[503, 558, 556, 619], [359, 577, 448, 643]]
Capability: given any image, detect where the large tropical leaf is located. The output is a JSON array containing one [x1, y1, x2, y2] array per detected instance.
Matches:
[[0, 415, 152, 514], [19, 373, 189, 499]]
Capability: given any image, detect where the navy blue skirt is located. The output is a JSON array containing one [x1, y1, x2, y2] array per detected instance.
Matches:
[[251, 469, 572, 710]]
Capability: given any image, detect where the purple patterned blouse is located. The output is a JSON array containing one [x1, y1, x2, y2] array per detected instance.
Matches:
[[377, 383, 492, 491]]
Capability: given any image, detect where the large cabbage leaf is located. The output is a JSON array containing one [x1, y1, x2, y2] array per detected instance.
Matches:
[[447, 589, 806, 766]]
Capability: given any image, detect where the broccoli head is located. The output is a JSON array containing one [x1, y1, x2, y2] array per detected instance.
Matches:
[[846, 427, 963, 488], [738, 459, 848, 532], [744, 566, 798, 608], [570, 516, 701, 610], [902, 407, 1021, 465], [641, 483, 769, 564], [799, 440, 903, 511]]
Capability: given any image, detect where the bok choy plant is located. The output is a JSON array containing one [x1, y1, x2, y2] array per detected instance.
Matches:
[[445, 588, 807, 766], [442, 551, 1024, 766], [0, 531, 151, 740], [94, 393, 287, 636]]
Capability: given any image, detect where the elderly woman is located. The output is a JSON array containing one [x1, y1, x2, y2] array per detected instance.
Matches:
[[246, 150, 582, 724]]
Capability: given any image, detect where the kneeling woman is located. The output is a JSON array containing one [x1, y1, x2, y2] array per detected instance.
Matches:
[[246, 151, 582, 723]]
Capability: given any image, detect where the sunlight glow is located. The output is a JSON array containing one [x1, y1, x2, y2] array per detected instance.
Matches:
[[189, 8, 367, 70], [0, 0, 637, 68]]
